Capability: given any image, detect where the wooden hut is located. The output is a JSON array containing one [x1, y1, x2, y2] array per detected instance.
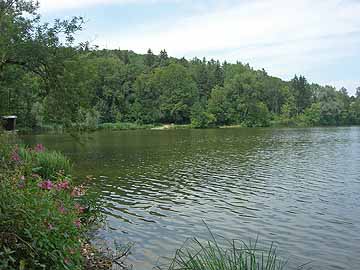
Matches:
[[2, 116, 17, 131]]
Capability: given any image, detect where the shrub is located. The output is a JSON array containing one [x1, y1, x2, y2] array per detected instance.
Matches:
[[190, 102, 216, 129], [0, 141, 97, 269], [0, 167, 89, 269], [14, 145, 72, 180], [0, 173, 84, 270], [191, 112, 216, 129], [98, 122, 156, 130], [0, 133, 15, 171]]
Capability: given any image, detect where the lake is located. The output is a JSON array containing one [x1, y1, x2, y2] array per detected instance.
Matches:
[[22, 127, 360, 270]]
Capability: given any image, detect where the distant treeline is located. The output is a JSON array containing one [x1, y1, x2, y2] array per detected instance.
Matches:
[[1, 0, 360, 130]]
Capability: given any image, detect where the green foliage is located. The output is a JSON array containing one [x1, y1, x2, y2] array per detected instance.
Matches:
[[0, 175, 83, 269], [349, 100, 360, 125], [191, 102, 216, 128], [1, 0, 358, 130], [98, 122, 156, 130], [160, 227, 299, 270], [208, 86, 231, 125], [0, 132, 16, 170], [291, 75, 312, 114], [16, 145, 72, 180], [0, 140, 95, 270], [133, 72, 161, 123], [243, 102, 271, 127], [302, 103, 321, 126], [154, 63, 198, 124]]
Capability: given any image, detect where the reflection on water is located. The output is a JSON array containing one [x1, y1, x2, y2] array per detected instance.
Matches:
[[22, 127, 360, 270]]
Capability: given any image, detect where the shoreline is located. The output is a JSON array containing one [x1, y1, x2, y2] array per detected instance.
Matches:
[[16, 122, 360, 135]]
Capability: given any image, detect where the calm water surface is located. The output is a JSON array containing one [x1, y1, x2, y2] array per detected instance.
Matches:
[[22, 127, 360, 270]]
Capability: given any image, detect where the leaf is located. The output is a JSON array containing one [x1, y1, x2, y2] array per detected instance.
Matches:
[[20, 259, 26, 270], [32, 167, 43, 173]]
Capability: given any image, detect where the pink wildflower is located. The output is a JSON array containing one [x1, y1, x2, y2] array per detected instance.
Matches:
[[64, 258, 70, 265], [59, 204, 66, 214], [44, 221, 54, 230], [74, 203, 85, 214], [74, 219, 81, 229], [38, 180, 53, 190], [56, 180, 70, 191], [71, 186, 85, 197], [34, 144, 46, 153], [11, 151, 21, 163]]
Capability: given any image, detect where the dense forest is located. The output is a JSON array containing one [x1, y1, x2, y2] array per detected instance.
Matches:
[[1, 0, 360, 130]]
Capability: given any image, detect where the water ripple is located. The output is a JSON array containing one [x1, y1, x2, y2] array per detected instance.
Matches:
[[22, 127, 360, 270]]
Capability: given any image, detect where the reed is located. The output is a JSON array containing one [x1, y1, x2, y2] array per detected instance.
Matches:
[[161, 225, 308, 270]]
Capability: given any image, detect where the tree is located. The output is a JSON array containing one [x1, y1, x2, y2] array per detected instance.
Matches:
[[190, 59, 211, 101], [208, 86, 231, 125], [262, 79, 286, 114], [152, 63, 198, 124], [159, 49, 169, 66], [132, 73, 161, 123], [144, 48, 156, 67], [213, 60, 224, 87], [349, 100, 360, 124], [190, 102, 215, 128], [243, 101, 271, 127], [291, 75, 312, 114], [0, 0, 86, 126], [0, 2, 357, 129], [303, 103, 321, 126], [316, 86, 342, 126], [224, 70, 265, 125], [281, 96, 297, 119]]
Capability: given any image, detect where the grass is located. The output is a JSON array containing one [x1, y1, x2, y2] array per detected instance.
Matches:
[[98, 122, 157, 131], [16, 145, 72, 180], [159, 224, 309, 270], [0, 133, 134, 270], [0, 137, 85, 269]]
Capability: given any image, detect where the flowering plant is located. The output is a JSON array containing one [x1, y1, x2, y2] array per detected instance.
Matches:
[[0, 143, 100, 270]]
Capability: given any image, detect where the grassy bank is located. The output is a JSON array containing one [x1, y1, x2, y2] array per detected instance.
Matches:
[[0, 133, 130, 270], [17, 122, 193, 134], [98, 122, 158, 131], [17, 119, 355, 135]]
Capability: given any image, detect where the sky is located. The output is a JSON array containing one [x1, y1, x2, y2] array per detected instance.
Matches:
[[39, 0, 359, 95]]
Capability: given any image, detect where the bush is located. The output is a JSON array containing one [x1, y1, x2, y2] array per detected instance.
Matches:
[[0, 173, 84, 270], [0, 140, 97, 270], [191, 103, 216, 129], [98, 122, 156, 130], [15, 145, 72, 180], [243, 102, 271, 128], [0, 133, 15, 171]]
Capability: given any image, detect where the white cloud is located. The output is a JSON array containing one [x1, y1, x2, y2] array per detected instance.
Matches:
[[39, 0, 180, 12], [110, 0, 360, 92], [328, 80, 360, 95], [104, 0, 360, 53], [40, 0, 360, 93]]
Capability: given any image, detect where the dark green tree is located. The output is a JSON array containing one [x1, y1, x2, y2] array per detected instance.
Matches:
[[144, 48, 156, 67], [152, 63, 198, 123], [291, 75, 312, 114], [159, 49, 169, 66]]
